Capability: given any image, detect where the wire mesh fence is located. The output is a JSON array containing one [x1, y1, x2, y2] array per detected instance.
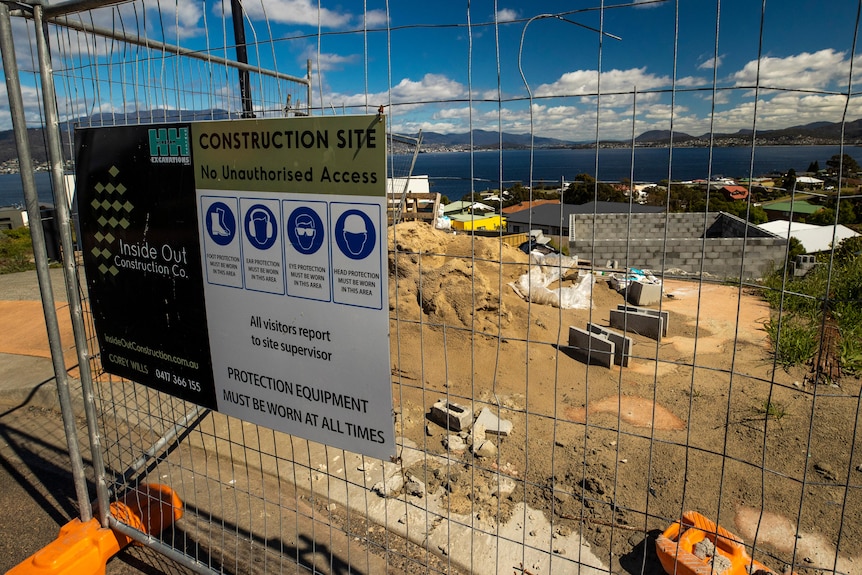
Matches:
[[3, 1, 862, 574]]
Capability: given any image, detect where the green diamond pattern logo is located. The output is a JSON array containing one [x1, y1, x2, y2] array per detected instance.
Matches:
[[90, 165, 134, 276]]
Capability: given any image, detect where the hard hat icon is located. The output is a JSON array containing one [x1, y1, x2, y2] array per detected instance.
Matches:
[[342, 212, 370, 257], [344, 213, 367, 234]]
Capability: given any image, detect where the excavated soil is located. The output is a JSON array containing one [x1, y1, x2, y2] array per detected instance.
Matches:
[[387, 221, 862, 575]]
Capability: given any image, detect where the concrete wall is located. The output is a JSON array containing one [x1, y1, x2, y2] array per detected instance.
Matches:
[[0, 207, 28, 230], [568, 212, 786, 280]]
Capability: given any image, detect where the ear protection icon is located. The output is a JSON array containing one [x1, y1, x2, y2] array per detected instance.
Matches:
[[247, 208, 274, 241]]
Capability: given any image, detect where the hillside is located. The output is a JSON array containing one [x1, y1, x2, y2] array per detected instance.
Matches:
[[635, 118, 862, 146], [3, 114, 862, 167]]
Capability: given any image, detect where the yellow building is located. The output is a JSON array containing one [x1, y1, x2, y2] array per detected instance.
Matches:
[[448, 213, 506, 232]]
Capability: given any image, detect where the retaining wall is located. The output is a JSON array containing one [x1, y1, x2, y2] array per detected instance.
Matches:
[[568, 212, 786, 279]]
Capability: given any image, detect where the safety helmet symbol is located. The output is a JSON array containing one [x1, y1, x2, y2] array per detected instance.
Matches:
[[344, 213, 367, 234]]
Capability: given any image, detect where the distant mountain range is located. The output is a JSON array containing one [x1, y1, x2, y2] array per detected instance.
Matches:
[[417, 129, 571, 149], [0, 109, 239, 166], [634, 118, 862, 145], [2, 112, 861, 166]]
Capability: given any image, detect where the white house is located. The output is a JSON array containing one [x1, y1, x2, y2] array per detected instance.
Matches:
[[758, 220, 859, 253]]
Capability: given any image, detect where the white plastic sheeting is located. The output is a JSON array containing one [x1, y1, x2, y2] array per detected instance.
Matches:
[[509, 252, 594, 309]]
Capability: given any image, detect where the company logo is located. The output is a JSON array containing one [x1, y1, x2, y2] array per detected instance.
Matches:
[[90, 165, 132, 276], [148, 127, 191, 165]]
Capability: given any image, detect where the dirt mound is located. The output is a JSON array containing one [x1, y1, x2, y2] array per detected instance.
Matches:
[[388, 221, 530, 333], [386, 220, 862, 575]]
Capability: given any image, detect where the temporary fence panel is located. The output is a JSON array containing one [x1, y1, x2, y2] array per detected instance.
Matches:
[[2, 1, 861, 575]]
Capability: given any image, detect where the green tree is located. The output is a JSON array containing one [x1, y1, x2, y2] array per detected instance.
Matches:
[[809, 195, 861, 225], [807, 160, 820, 173], [826, 154, 860, 175], [563, 173, 624, 204], [643, 185, 667, 206], [460, 191, 484, 202], [835, 235, 862, 263], [780, 168, 797, 192], [787, 236, 806, 264], [807, 207, 835, 226]]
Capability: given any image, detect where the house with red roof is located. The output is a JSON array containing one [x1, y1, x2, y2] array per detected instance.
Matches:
[[501, 199, 561, 214], [720, 185, 749, 201]]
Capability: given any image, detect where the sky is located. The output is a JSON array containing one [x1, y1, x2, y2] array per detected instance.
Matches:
[[2, 0, 862, 142]]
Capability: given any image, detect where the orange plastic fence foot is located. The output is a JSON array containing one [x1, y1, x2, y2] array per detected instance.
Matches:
[[5, 485, 183, 575], [109, 483, 184, 537], [5, 518, 124, 575], [655, 511, 796, 575]]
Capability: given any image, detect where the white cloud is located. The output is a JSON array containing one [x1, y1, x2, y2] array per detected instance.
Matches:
[[495, 9, 519, 23], [363, 10, 389, 28], [321, 73, 465, 115], [390, 74, 466, 102], [391, 120, 460, 134], [731, 49, 848, 90], [633, 0, 666, 8], [534, 67, 704, 98], [698, 55, 723, 70], [302, 47, 358, 72], [434, 107, 474, 121], [226, 0, 351, 28]]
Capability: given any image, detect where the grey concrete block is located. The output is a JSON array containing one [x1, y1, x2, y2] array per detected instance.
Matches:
[[474, 407, 513, 436], [587, 323, 633, 367], [618, 305, 670, 337], [430, 399, 473, 431], [566, 326, 616, 368], [609, 309, 663, 341], [626, 281, 662, 306]]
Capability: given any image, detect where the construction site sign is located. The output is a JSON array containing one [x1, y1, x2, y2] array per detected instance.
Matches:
[[77, 115, 395, 459]]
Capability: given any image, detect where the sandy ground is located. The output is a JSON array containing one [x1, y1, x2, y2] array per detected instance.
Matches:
[[3, 229, 860, 575], [386, 221, 862, 575]]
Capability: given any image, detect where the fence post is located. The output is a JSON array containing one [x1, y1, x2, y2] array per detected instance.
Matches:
[[33, 3, 113, 527], [0, 2, 92, 522]]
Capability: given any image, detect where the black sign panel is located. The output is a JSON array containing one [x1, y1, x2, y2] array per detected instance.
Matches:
[[76, 124, 216, 408]]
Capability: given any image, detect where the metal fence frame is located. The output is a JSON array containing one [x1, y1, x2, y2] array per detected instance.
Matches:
[[2, 2, 861, 575]]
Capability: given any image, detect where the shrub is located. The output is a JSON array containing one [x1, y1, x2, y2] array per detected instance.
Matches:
[[764, 315, 819, 368], [0, 227, 34, 273]]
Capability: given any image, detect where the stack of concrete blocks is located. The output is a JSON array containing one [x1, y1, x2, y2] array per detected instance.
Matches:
[[791, 254, 819, 277], [587, 323, 633, 367], [566, 324, 633, 368], [609, 304, 668, 341]]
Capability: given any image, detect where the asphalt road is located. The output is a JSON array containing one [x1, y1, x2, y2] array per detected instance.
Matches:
[[0, 395, 200, 574], [0, 268, 192, 574]]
